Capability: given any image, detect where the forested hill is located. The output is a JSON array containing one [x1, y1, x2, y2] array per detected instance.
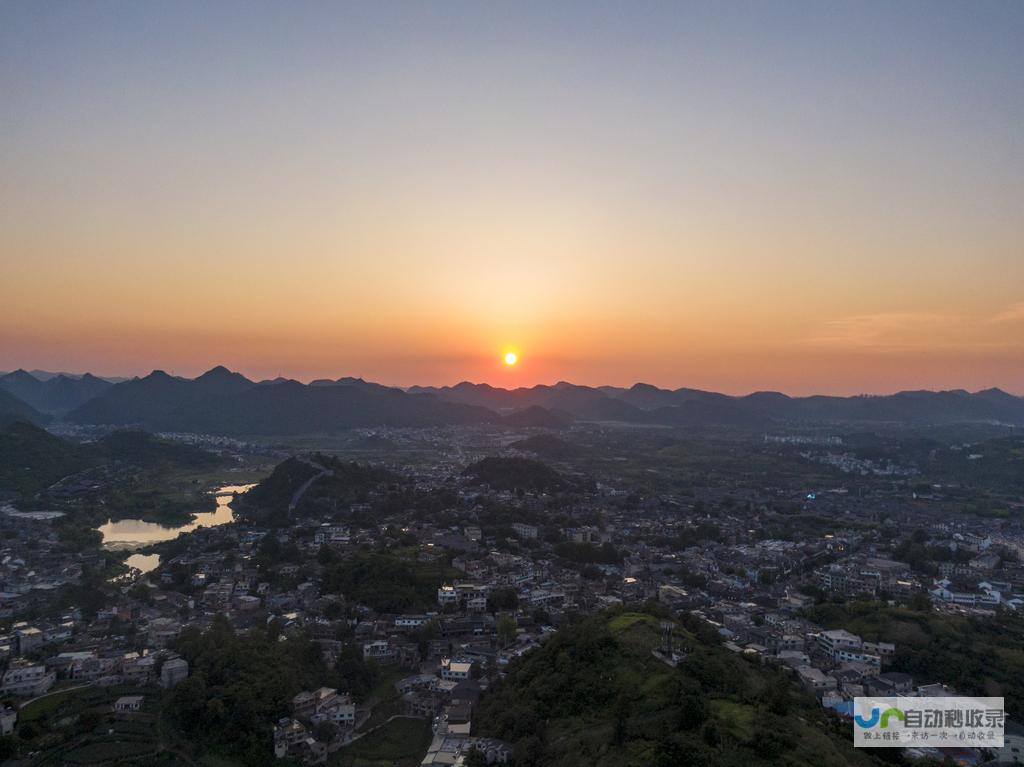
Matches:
[[462, 456, 585, 494], [235, 453, 401, 524], [0, 420, 222, 496], [473, 608, 876, 767]]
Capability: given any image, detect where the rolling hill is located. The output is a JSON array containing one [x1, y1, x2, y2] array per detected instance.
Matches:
[[0, 421, 222, 496], [473, 608, 874, 767], [462, 456, 580, 493], [236, 453, 400, 523]]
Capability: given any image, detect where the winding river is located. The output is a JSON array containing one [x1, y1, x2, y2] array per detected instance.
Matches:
[[99, 483, 255, 573]]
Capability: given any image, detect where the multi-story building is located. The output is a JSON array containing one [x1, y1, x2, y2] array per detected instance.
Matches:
[[0, 660, 55, 697]]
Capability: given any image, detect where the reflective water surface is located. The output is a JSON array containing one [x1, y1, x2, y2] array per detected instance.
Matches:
[[99, 483, 255, 549]]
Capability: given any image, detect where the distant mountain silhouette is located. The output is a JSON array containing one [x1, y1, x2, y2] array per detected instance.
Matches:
[[0, 388, 50, 426], [68, 367, 497, 434], [415, 380, 1024, 427], [0, 363, 1006, 433], [163, 380, 497, 434], [69, 370, 206, 425], [193, 365, 256, 396], [0, 369, 126, 383], [0, 369, 113, 414], [309, 376, 402, 395], [501, 406, 574, 428]]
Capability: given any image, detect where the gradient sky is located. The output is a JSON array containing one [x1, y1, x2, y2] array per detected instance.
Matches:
[[2, 1, 1022, 394]]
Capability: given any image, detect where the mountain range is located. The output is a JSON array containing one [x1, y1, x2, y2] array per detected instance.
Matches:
[[0, 369, 114, 414], [0, 366, 1022, 435]]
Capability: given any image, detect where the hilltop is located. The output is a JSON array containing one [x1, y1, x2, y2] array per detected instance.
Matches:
[[462, 456, 582, 494], [509, 433, 592, 463], [236, 453, 401, 524], [0, 369, 113, 414], [473, 608, 875, 767]]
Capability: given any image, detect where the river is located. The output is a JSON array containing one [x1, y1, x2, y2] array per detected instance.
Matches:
[[100, 483, 255, 573]]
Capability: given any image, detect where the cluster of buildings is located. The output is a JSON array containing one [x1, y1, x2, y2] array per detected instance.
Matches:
[[5, 423, 1024, 766]]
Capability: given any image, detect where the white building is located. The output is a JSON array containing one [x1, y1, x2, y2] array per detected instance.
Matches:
[[0, 660, 55, 697], [363, 640, 397, 663], [440, 659, 473, 681], [437, 586, 459, 606], [114, 695, 144, 713], [815, 630, 880, 667], [395, 615, 429, 629], [511, 523, 538, 540]]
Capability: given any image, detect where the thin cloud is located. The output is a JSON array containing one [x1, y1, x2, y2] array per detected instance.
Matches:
[[803, 312, 963, 349], [806, 306, 1024, 353], [988, 302, 1024, 324]]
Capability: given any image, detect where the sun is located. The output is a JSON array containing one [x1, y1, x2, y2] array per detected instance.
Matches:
[[503, 351, 518, 366]]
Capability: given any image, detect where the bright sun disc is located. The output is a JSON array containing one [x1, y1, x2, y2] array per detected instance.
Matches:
[[504, 351, 518, 366]]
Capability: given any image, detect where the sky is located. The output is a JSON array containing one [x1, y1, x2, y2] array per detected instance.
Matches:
[[1, 1, 1022, 395]]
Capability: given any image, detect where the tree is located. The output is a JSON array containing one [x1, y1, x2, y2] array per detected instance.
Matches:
[[612, 693, 631, 745], [701, 719, 721, 747], [487, 586, 519, 612], [908, 591, 932, 611], [335, 643, 377, 702], [497, 616, 517, 649], [317, 544, 337, 566]]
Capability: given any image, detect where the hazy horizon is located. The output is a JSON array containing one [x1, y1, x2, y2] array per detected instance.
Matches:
[[3, 2, 1022, 395], [2, 362, 1022, 399]]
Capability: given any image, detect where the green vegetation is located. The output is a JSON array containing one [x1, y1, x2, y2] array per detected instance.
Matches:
[[462, 456, 581, 493], [553, 541, 622, 564], [473, 607, 876, 767], [237, 453, 399, 524], [508, 433, 591, 463], [62, 740, 156, 764], [332, 717, 432, 767], [804, 600, 1024, 718], [322, 552, 457, 613], [0, 420, 90, 495], [923, 436, 1024, 497], [7, 683, 165, 766], [95, 429, 223, 470], [167, 615, 331, 764], [0, 421, 223, 497], [0, 420, 232, 548]]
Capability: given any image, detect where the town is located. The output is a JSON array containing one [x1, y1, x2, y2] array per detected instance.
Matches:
[[1, 419, 1023, 766]]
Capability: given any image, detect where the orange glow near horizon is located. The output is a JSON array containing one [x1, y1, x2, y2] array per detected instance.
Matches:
[[1, 4, 1023, 395]]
